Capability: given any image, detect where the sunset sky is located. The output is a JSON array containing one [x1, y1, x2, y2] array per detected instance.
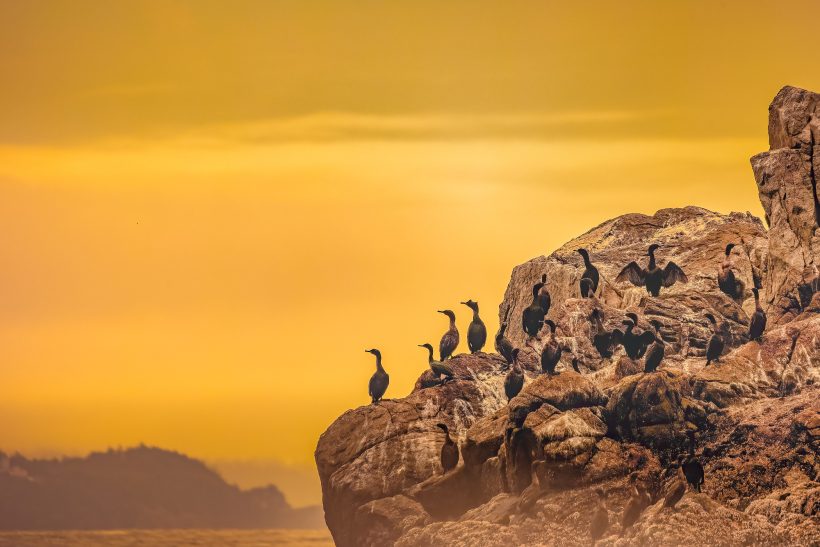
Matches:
[[1, 1, 819, 507]]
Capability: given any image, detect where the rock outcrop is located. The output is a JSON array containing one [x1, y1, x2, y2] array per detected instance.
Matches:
[[316, 87, 820, 546]]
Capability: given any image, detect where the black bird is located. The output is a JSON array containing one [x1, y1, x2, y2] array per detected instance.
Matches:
[[590, 487, 609, 545], [749, 288, 767, 342], [621, 314, 655, 360], [616, 244, 688, 296], [538, 274, 552, 315], [504, 349, 525, 400], [437, 309, 460, 360], [718, 243, 745, 299], [418, 343, 454, 381], [643, 320, 665, 373], [495, 322, 515, 365], [540, 320, 564, 375], [461, 300, 487, 353], [580, 277, 595, 298], [437, 423, 459, 473], [621, 474, 651, 533], [522, 281, 547, 337], [704, 313, 724, 365], [682, 430, 705, 493], [577, 248, 600, 296], [365, 349, 389, 403], [590, 308, 623, 358]]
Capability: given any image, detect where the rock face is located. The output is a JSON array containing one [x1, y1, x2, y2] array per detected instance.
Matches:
[[315, 87, 820, 546]]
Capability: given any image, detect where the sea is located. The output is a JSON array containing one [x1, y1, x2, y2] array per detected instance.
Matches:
[[0, 529, 334, 546]]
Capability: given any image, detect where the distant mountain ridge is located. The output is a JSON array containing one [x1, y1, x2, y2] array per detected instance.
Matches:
[[0, 445, 324, 530]]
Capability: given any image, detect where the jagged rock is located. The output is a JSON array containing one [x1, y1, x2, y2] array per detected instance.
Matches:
[[606, 370, 708, 449], [752, 85, 820, 325], [316, 86, 820, 547]]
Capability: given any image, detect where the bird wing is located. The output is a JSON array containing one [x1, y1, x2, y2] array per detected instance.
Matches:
[[610, 328, 624, 344], [662, 261, 688, 286], [616, 262, 646, 286], [638, 331, 656, 347], [368, 374, 375, 397]]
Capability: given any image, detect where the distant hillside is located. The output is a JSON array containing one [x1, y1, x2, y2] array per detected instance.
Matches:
[[0, 445, 324, 530]]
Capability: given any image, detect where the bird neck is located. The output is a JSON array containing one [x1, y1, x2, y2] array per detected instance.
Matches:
[[472, 309, 480, 321], [448, 317, 457, 329], [425, 346, 434, 363], [374, 355, 384, 371], [754, 292, 762, 311], [582, 253, 592, 268], [648, 252, 657, 270]]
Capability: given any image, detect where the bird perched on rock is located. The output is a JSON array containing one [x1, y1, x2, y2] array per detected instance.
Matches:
[[538, 274, 551, 315], [437, 309, 459, 360], [682, 430, 705, 493], [540, 320, 564, 375], [643, 320, 665, 373], [621, 313, 655, 360], [365, 349, 389, 403], [436, 423, 459, 473], [418, 343, 454, 382], [590, 308, 623, 358], [495, 322, 515, 366], [523, 281, 547, 337], [749, 288, 767, 342], [517, 461, 545, 514], [461, 299, 487, 353], [617, 244, 688, 296], [577, 248, 600, 296], [590, 487, 609, 545], [621, 473, 651, 533], [504, 348, 525, 400], [663, 466, 687, 510], [704, 313, 725, 365], [718, 243, 745, 299]]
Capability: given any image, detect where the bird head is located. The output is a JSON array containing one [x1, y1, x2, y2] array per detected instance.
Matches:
[[543, 319, 556, 333], [365, 349, 381, 359], [647, 243, 660, 256], [417, 343, 434, 352], [532, 281, 545, 295], [725, 243, 736, 256], [460, 300, 478, 312], [649, 319, 663, 332], [437, 309, 456, 320], [436, 423, 449, 433], [626, 312, 639, 325], [704, 313, 716, 325], [541, 273, 548, 283], [622, 318, 635, 328], [576, 248, 589, 259]]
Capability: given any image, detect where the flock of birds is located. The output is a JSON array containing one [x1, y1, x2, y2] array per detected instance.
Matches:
[[362, 242, 768, 541]]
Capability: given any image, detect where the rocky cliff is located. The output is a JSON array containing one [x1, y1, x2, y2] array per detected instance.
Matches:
[[315, 87, 820, 546]]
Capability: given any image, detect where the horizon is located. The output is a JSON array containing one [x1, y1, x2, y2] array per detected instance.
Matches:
[[1, 0, 819, 511]]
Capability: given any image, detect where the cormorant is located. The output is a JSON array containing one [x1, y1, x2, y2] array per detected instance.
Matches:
[[522, 281, 547, 337], [621, 314, 655, 360], [621, 474, 651, 533], [418, 343, 454, 382], [749, 288, 767, 342], [643, 320, 665, 373], [461, 300, 487, 353], [436, 423, 459, 473], [616, 244, 688, 296], [504, 349, 525, 400], [590, 487, 609, 545], [591, 308, 623, 358], [538, 274, 551, 315], [365, 349, 389, 403], [495, 322, 515, 366], [577, 248, 600, 295], [540, 320, 563, 374], [682, 430, 705, 493], [663, 467, 687, 510], [704, 313, 724, 365], [718, 243, 745, 299], [437, 309, 460, 360]]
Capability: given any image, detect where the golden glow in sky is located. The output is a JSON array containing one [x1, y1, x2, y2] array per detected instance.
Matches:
[[1, 1, 819, 506]]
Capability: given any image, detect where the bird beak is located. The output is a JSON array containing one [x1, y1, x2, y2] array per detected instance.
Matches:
[[437, 310, 445, 314], [459, 301, 467, 305]]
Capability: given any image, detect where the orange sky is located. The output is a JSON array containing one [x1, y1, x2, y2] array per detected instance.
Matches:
[[1, 1, 819, 507]]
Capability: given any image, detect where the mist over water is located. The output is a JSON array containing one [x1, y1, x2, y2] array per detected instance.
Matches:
[[0, 529, 333, 547]]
